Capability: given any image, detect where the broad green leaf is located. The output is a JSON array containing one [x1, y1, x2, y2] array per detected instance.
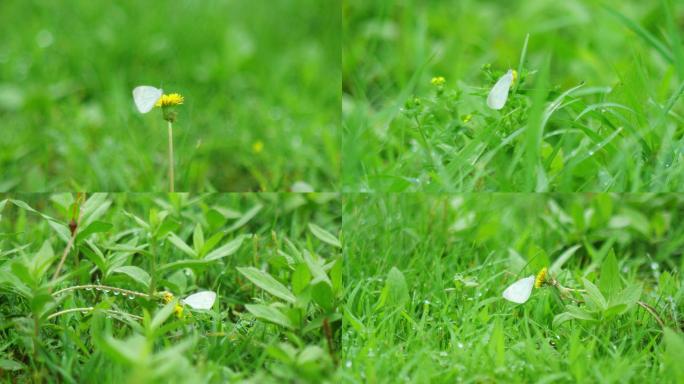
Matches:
[[76, 221, 113, 243], [311, 281, 335, 312], [245, 304, 294, 329], [549, 244, 581, 274], [204, 236, 244, 261], [663, 328, 684, 381], [303, 250, 332, 287], [111, 266, 151, 288], [80, 193, 111, 227], [0, 358, 24, 371], [343, 307, 366, 334], [102, 334, 148, 365], [226, 204, 262, 233], [308, 223, 342, 248], [291, 263, 311, 295], [81, 241, 107, 274], [488, 319, 505, 367], [611, 283, 642, 308], [48, 220, 71, 243], [582, 278, 607, 311], [375, 267, 409, 310], [603, 304, 628, 319], [552, 312, 575, 328], [167, 233, 197, 258], [553, 305, 595, 327], [123, 210, 150, 229], [237, 266, 296, 303], [193, 224, 205, 254], [151, 301, 177, 330], [31, 240, 55, 281], [598, 249, 620, 300], [297, 345, 326, 365]]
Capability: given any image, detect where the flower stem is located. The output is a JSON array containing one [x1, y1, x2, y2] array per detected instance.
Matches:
[[168, 121, 175, 192], [47, 307, 143, 321], [52, 284, 153, 299]]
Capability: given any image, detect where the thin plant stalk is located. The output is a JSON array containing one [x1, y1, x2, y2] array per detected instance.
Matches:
[[52, 284, 153, 299], [168, 120, 175, 192]]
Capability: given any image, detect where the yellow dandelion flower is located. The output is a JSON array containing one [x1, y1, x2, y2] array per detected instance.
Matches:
[[155, 93, 184, 107], [252, 140, 264, 154], [535, 267, 547, 288], [431, 76, 446, 86], [162, 292, 174, 303]]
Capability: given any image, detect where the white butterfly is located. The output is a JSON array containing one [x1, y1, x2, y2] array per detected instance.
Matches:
[[182, 290, 216, 310], [132, 85, 163, 113], [486, 69, 515, 110], [502, 275, 535, 304]]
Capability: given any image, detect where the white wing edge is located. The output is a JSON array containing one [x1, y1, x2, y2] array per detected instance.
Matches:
[[502, 275, 535, 304], [486, 70, 514, 110], [132, 85, 163, 114], [182, 290, 217, 310]]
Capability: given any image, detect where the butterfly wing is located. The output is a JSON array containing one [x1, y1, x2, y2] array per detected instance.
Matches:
[[502, 275, 535, 304], [182, 291, 216, 310], [486, 70, 514, 110], [132, 85, 163, 113]]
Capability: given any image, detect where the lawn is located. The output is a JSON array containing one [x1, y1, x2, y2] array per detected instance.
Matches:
[[343, 0, 684, 192], [0, 193, 342, 382], [0, 0, 340, 192], [342, 193, 684, 383]]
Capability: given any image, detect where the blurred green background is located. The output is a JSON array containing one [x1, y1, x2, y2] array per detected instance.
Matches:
[[343, 0, 684, 191], [0, 0, 340, 192]]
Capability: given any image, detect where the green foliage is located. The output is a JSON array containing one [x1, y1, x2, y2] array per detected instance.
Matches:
[[343, 0, 684, 192], [343, 193, 684, 383], [0, 193, 340, 382], [0, 0, 340, 191]]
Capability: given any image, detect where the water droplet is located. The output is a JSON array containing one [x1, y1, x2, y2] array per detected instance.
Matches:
[[103, 289, 110, 293], [81, 310, 88, 314], [128, 295, 135, 300], [113, 291, 120, 296], [423, 300, 431, 305], [86, 287, 93, 291], [588, 151, 595, 156], [95, 287, 102, 291]]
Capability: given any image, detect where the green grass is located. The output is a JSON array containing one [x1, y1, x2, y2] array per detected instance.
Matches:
[[343, 0, 684, 192], [342, 193, 684, 383], [0, 193, 342, 382], [0, 0, 340, 192]]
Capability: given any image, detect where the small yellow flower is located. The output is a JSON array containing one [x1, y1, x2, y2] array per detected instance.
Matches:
[[431, 76, 446, 87], [535, 267, 547, 288], [162, 292, 174, 303], [252, 140, 264, 154], [174, 303, 184, 318], [155, 93, 184, 107]]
